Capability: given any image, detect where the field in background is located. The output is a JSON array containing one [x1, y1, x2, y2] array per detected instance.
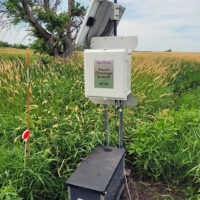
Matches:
[[1, 47, 200, 63], [1, 50, 200, 199], [0, 47, 28, 55], [134, 52, 200, 63]]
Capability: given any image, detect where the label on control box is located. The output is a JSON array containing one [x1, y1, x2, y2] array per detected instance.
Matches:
[[94, 60, 114, 89]]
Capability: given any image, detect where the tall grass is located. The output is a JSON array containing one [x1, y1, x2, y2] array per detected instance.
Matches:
[[0, 52, 200, 199]]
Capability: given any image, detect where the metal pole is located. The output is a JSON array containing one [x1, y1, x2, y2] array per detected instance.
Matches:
[[114, 0, 117, 36], [113, 0, 123, 148], [103, 0, 119, 147], [119, 101, 123, 148], [104, 104, 109, 146]]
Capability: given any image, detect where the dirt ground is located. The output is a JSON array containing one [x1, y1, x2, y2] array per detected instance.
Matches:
[[121, 178, 185, 200]]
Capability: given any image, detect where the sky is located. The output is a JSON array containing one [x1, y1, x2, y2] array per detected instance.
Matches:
[[0, 0, 200, 52]]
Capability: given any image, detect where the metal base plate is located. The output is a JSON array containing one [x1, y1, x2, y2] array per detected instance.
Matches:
[[90, 92, 137, 107]]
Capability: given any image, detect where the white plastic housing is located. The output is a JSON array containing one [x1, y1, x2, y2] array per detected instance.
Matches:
[[84, 49, 131, 100]]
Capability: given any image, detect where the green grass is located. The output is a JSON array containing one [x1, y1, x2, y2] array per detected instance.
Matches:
[[0, 52, 200, 199]]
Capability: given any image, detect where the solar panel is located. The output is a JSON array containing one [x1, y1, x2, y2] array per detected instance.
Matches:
[[75, 0, 125, 46]]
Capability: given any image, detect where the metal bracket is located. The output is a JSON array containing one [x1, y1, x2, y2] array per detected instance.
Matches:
[[111, 3, 120, 21], [90, 36, 138, 52], [90, 93, 137, 107]]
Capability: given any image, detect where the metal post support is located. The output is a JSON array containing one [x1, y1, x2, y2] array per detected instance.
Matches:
[[113, 0, 124, 148], [104, 104, 109, 146], [114, 20, 117, 36], [103, 0, 118, 147], [119, 101, 123, 148], [114, 0, 117, 36]]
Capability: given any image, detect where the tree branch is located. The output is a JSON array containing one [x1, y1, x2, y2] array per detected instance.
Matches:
[[68, 0, 74, 18], [52, 0, 61, 13], [0, 9, 7, 13], [21, 0, 51, 41], [43, 0, 50, 10]]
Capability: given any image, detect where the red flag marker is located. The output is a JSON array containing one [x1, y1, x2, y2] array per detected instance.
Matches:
[[22, 130, 30, 140]]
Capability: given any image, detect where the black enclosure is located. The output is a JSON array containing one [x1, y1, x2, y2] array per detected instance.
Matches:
[[66, 146, 125, 200]]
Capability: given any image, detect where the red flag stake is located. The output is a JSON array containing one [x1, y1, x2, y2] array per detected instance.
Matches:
[[27, 48, 30, 165], [22, 49, 30, 166]]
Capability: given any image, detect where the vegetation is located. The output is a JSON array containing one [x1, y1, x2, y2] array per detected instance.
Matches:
[[0, 41, 28, 49], [0, 0, 85, 57], [0, 51, 200, 199]]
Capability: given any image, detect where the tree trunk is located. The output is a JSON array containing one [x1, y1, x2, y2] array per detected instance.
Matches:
[[68, 0, 75, 18], [43, 0, 50, 10], [66, 0, 75, 57], [63, 39, 73, 57]]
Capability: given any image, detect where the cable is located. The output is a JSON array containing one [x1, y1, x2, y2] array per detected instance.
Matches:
[[124, 172, 132, 200]]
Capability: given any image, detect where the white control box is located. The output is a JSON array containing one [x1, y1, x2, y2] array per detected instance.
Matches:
[[84, 49, 131, 100]]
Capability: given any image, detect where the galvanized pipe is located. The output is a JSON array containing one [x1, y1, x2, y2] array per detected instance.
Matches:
[[114, 0, 117, 36], [119, 100, 123, 148], [113, 0, 124, 148], [104, 104, 109, 146]]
